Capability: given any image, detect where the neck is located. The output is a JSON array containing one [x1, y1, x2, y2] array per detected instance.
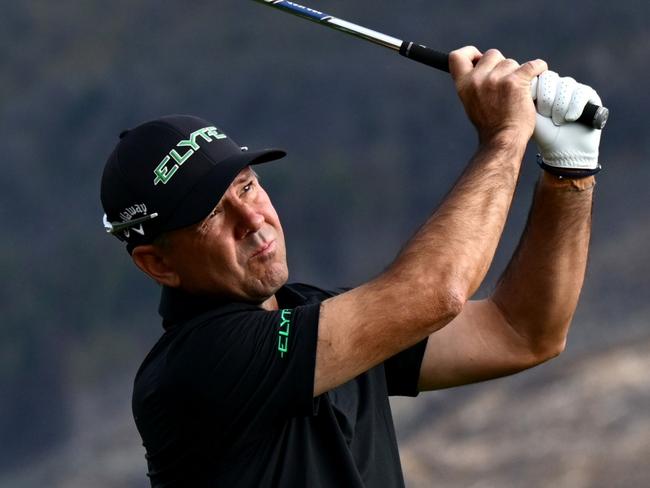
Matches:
[[259, 294, 279, 311]]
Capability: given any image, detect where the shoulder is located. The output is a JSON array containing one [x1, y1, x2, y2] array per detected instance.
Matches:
[[136, 305, 266, 372], [284, 282, 347, 301]]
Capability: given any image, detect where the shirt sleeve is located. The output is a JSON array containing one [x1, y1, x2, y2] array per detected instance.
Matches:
[[171, 303, 321, 430], [383, 338, 429, 397]]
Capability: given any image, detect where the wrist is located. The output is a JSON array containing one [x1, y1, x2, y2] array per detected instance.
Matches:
[[540, 170, 596, 191], [479, 129, 529, 154]]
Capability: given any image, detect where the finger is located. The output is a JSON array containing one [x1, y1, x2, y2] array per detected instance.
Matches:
[[552, 76, 578, 125], [587, 86, 602, 106], [448, 45, 483, 80], [490, 57, 521, 78], [517, 60, 548, 101], [473, 48, 506, 76], [566, 83, 602, 122], [530, 77, 538, 101], [516, 58, 549, 84], [535, 70, 559, 118]]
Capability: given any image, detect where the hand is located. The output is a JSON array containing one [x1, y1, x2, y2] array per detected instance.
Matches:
[[449, 46, 548, 144], [533, 71, 602, 169]]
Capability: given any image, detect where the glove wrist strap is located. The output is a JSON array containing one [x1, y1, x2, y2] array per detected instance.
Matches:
[[536, 154, 602, 179]]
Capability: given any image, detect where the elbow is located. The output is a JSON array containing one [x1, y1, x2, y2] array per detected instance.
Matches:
[[527, 328, 569, 366], [433, 267, 471, 320], [423, 266, 470, 320], [400, 284, 466, 335], [423, 284, 467, 333], [445, 286, 468, 319], [440, 270, 472, 316], [538, 335, 568, 362], [538, 313, 574, 362], [380, 267, 468, 333], [489, 296, 573, 366]]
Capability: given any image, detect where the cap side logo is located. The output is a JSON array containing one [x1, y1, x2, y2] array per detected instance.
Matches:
[[119, 203, 149, 238], [153, 126, 227, 185]]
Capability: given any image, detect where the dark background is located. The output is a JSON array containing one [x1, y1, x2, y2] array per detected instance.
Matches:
[[2, 1, 648, 486]]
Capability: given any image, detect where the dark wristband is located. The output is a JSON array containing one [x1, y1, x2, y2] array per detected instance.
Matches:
[[536, 154, 602, 179]]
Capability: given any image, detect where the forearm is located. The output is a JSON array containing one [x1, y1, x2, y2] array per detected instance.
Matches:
[[491, 171, 595, 357]]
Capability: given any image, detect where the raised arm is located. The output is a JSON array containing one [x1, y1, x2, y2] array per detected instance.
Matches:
[[417, 72, 602, 390], [313, 47, 548, 396], [417, 173, 595, 390]]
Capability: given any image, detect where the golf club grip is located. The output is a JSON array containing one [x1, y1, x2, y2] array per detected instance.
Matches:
[[399, 41, 608, 130], [399, 42, 450, 72]]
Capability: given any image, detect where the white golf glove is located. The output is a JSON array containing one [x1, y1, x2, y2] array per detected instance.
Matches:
[[532, 71, 602, 171]]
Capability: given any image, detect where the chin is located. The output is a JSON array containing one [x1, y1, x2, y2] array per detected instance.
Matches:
[[264, 264, 289, 294], [248, 264, 289, 302]]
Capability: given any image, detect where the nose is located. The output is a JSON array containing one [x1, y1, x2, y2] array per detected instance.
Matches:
[[232, 200, 264, 240]]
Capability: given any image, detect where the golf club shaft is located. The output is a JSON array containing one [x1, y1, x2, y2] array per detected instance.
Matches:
[[252, 0, 609, 130]]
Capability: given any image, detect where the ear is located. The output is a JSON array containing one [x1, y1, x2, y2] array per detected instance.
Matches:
[[131, 244, 181, 288]]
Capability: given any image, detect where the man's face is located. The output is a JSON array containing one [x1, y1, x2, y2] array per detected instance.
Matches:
[[159, 167, 288, 303]]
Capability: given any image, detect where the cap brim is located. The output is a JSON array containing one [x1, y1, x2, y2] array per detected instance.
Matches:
[[161, 148, 286, 233]]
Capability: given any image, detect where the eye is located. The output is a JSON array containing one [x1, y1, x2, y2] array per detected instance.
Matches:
[[241, 180, 255, 195]]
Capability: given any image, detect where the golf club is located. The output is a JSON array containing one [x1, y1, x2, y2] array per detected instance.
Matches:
[[251, 0, 609, 130]]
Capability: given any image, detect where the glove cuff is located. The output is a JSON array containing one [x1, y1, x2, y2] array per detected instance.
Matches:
[[538, 150, 598, 169], [537, 154, 602, 179]]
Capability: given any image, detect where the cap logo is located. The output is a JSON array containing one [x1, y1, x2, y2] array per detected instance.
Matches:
[[119, 203, 149, 223], [119, 203, 149, 238], [153, 126, 227, 186]]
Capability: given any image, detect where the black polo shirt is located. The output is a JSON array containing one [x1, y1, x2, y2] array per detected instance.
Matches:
[[132, 283, 428, 487]]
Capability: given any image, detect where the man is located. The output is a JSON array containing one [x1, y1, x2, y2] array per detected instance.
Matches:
[[101, 47, 603, 487]]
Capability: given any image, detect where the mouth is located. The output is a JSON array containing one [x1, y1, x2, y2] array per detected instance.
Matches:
[[251, 239, 276, 259]]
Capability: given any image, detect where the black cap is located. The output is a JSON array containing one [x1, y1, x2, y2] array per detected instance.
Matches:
[[100, 115, 286, 253]]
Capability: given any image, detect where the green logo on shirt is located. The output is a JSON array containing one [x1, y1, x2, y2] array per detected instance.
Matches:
[[277, 309, 292, 358]]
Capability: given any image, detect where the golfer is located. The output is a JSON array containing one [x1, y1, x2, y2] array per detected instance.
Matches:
[[101, 47, 603, 487]]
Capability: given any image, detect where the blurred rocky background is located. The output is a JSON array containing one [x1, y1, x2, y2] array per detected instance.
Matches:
[[1, 1, 648, 486]]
